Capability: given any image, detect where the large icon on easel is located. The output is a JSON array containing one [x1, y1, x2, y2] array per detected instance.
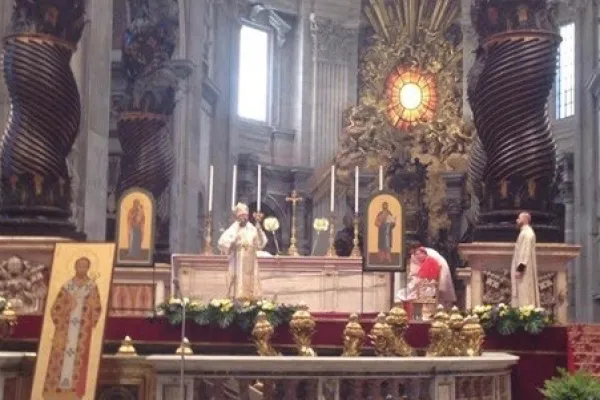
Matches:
[[363, 191, 405, 272], [31, 242, 116, 400], [115, 187, 156, 266]]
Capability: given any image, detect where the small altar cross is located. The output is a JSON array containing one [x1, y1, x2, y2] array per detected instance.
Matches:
[[286, 190, 303, 256]]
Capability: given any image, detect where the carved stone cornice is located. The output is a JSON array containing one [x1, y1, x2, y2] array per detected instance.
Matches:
[[310, 17, 358, 63], [249, 4, 291, 47]]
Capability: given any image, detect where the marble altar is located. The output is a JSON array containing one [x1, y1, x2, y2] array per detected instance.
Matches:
[[172, 255, 392, 313]]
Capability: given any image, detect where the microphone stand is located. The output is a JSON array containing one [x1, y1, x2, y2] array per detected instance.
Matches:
[[173, 277, 186, 399]]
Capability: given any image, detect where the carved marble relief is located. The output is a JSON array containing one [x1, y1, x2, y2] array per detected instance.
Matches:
[[0, 256, 48, 313], [482, 271, 512, 305], [482, 270, 557, 311]]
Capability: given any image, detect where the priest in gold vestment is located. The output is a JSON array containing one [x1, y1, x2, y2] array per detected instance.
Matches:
[[218, 203, 268, 299], [511, 212, 540, 307], [43, 257, 102, 400]]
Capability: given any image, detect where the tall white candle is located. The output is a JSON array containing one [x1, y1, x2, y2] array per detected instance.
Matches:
[[257, 164, 262, 212], [379, 165, 383, 191], [231, 164, 237, 210], [354, 166, 359, 214], [208, 165, 214, 212], [330, 165, 335, 213]]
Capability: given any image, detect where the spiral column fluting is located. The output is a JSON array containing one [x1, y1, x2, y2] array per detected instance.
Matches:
[[468, 0, 562, 242], [116, 113, 174, 198], [0, 34, 82, 237]]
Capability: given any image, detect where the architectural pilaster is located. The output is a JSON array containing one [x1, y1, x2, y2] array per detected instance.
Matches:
[[71, 0, 114, 239], [574, 0, 599, 321], [461, 0, 476, 120], [309, 17, 358, 168]]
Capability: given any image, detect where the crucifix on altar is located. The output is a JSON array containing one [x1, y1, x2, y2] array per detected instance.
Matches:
[[286, 190, 303, 256]]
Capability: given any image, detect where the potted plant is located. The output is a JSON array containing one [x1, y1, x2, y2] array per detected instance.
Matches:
[[541, 368, 600, 400]]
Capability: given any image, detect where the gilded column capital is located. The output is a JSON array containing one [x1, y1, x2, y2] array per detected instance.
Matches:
[[310, 17, 358, 63]]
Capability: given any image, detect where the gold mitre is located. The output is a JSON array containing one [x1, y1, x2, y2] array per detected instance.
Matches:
[[234, 202, 249, 216]]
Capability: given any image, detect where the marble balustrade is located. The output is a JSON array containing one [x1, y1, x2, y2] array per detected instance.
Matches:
[[0, 352, 518, 400]]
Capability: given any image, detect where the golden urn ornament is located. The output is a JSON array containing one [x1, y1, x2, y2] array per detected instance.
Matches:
[[369, 312, 393, 356], [117, 336, 137, 356], [386, 302, 413, 356], [462, 315, 485, 357], [342, 313, 366, 357], [0, 302, 17, 340], [448, 306, 465, 356], [426, 305, 452, 357], [252, 311, 280, 356], [289, 303, 317, 357], [176, 337, 193, 355]]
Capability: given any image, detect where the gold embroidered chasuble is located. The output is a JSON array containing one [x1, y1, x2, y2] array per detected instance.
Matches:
[[218, 221, 267, 299]]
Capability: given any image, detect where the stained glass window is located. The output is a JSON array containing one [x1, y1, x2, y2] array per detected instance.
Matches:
[[385, 66, 437, 131]]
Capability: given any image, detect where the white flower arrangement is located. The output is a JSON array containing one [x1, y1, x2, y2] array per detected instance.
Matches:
[[313, 218, 329, 232], [263, 216, 280, 232]]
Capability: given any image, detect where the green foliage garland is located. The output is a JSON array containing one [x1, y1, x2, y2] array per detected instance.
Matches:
[[157, 298, 298, 332]]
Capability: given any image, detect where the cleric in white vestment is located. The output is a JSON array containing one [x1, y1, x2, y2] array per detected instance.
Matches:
[[218, 203, 267, 300], [511, 212, 540, 307]]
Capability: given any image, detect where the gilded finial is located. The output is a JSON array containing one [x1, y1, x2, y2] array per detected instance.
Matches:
[[448, 306, 465, 356], [117, 336, 137, 356], [426, 305, 452, 357], [462, 315, 485, 357], [342, 313, 366, 357], [175, 337, 193, 355], [386, 302, 413, 356], [2, 302, 16, 319], [290, 302, 317, 357], [369, 312, 393, 356], [252, 311, 280, 356]]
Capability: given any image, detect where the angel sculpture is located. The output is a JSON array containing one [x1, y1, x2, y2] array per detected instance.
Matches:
[[0, 256, 47, 313]]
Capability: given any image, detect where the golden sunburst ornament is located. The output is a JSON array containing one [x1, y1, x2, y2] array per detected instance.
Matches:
[[385, 66, 437, 130]]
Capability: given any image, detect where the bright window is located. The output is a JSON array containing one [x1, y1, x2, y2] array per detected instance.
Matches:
[[555, 23, 575, 119], [237, 25, 270, 122]]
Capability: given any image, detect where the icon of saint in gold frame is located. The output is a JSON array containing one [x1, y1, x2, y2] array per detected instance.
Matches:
[[115, 187, 156, 266], [363, 191, 405, 272]]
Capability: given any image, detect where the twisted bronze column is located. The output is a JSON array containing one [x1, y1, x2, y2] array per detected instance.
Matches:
[[117, 0, 180, 261], [468, 0, 562, 241], [0, 1, 85, 237]]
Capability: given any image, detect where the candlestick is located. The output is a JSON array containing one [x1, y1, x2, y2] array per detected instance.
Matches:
[[257, 164, 262, 212], [350, 215, 361, 258], [379, 165, 383, 191], [232, 164, 237, 210], [286, 190, 303, 256], [203, 211, 213, 255], [208, 165, 214, 212], [326, 214, 337, 257], [330, 165, 335, 212], [354, 166, 359, 214]]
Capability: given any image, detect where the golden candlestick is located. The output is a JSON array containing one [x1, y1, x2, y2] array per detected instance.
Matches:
[[326, 214, 337, 257], [350, 215, 361, 258], [203, 211, 214, 255], [286, 190, 303, 256]]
